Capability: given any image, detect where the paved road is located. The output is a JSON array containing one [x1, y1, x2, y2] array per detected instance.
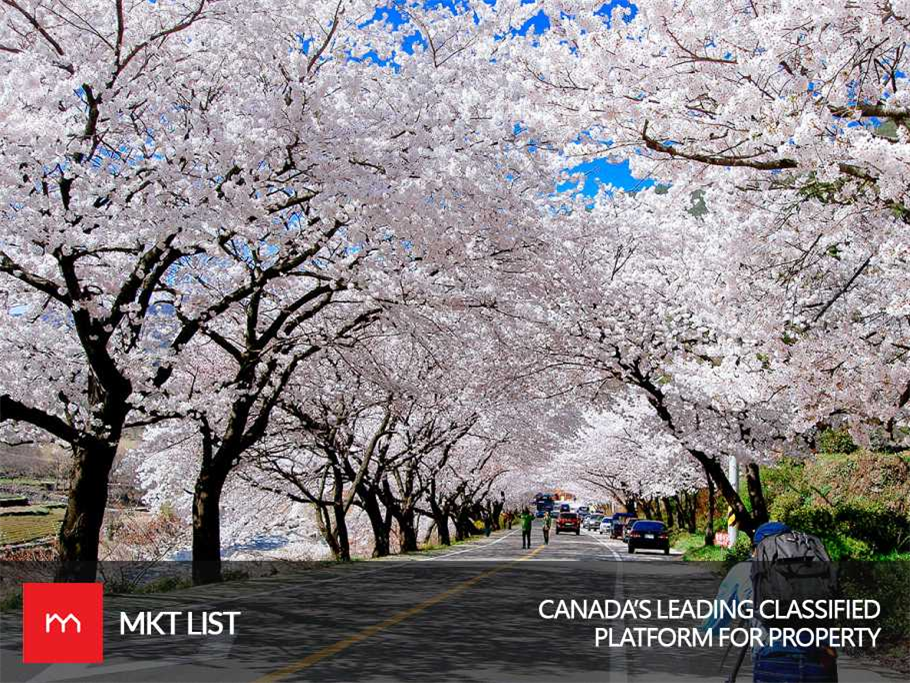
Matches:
[[1, 523, 902, 682]]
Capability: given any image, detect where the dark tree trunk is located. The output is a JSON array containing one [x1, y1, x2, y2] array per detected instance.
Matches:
[[641, 499, 655, 520], [662, 498, 674, 528], [650, 499, 662, 522], [689, 450, 757, 537], [333, 501, 351, 562], [436, 514, 451, 545], [675, 495, 686, 528], [359, 488, 391, 557], [192, 466, 228, 585], [316, 506, 342, 560], [686, 493, 697, 533], [454, 509, 473, 541], [490, 499, 504, 530], [396, 508, 418, 553], [704, 468, 716, 546], [746, 462, 769, 527], [624, 499, 636, 514], [428, 496, 452, 546], [55, 438, 118, 582]]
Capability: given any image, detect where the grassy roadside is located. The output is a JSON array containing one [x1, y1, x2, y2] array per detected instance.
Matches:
[[671, 530, 750, 565]]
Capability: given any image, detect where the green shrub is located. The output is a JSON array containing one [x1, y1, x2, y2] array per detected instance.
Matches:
[[725, 533, 752, 565], [818, 429, 858, 454]]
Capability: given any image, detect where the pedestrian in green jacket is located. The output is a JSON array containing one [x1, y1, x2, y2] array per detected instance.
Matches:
[[520, 508, 534, 549]]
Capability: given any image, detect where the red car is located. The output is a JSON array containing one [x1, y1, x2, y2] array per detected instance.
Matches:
[[555, 512, 580, 535]]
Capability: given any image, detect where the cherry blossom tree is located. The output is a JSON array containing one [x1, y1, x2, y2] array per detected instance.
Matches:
[[505, 0, 909, 447], [558, 396, 704, 522], [0, 0, 537, 578], [0, 0, 360, 578]]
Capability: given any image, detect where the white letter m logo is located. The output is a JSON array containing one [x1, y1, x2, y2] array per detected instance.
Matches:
[[45, 613, 82, 634]]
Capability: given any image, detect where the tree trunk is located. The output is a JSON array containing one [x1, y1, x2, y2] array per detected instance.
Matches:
[[704, 468, 716, 546], [641, 499, 655, 520], [686, 493, 697, 533], [192, 466, 227, 585], [490, 499, 504, 530], [333, 501, 351, 562], [651, 498, 663, 522], [436, 513, 451, 545], [429, 496, 452, 546], [55, 439, 118, 582], [359, 488, 391, 558], [746, 462, 769, 527], [454, 509, 473, 541], [315, 505, 342, 560], [396, 508, 418, 553], [662, 498, 674, 528], [689, 450, 757, 537]]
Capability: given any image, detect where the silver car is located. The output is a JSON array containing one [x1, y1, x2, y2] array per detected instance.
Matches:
[[598, 518, 612, 535], [583, 514, 603, 530]]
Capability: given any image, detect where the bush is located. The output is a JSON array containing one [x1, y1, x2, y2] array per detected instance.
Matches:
[[772, 498, 910, 560], [818, 429, 858, 454], [764, 450, 910, 560], [725, 533, 752, 565]]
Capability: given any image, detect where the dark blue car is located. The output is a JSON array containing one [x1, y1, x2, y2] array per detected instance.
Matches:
[[627, 520, 670, 555]]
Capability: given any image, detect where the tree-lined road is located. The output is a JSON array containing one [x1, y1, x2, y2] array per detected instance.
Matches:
[[4, 526, 900, 682]]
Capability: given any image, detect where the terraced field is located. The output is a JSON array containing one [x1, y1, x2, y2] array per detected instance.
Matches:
[[0, 508, 64, 546]]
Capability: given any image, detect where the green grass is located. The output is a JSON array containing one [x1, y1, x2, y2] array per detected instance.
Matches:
[[0, 508, 64, 545], [0, 506, 50, 517], [0, 477, 56, 487], [683, 544, 728, 561], [671, 531, 705, 554], [673, 530, 750, 564]]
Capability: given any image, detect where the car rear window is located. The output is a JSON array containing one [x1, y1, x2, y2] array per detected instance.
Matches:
[[632, 521, 666, 533], [560, 513, 578, 519]]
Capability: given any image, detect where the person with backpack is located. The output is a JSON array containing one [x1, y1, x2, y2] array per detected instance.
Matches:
[[702, 522, 838, 683], [520, 508, 534, 549], [542, 511, 552, 545]]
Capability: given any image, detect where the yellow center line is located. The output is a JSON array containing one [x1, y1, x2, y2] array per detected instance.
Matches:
[[256, 544, 546, 682]]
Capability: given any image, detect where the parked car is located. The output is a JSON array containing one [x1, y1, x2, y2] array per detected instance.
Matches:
[[610, 512, 635, 539], [622, 518, 639, 543], [583, 514, 602, 531], [555, 512, 580, 535], [627, 520, 670, 555], [598, 518, 612, 535]]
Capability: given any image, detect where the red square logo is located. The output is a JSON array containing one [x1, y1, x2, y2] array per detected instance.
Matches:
[[22, 583, 104, 664]]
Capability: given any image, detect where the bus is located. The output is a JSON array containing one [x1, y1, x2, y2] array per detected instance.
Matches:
[[534, 493, 555, 517]]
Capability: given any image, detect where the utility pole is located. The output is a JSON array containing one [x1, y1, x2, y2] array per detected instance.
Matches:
[[727, 456, 739, 546]]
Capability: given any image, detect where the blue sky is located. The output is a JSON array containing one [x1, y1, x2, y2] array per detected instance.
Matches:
[[343, 0, 649, 198]]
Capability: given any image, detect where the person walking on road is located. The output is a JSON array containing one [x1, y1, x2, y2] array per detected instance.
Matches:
[[520, 508, 534, 549], [542, 511, 552, 545]]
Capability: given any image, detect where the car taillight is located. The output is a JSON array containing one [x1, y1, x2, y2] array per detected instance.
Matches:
[[631, 532, 641, 538], [660, 533, 668, 538]]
